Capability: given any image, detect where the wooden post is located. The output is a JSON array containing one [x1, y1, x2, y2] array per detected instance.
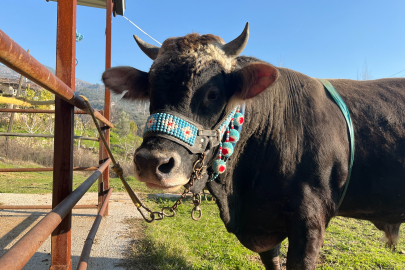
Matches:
[[50, 0, 76, 269], [5, 48, 30, 157]]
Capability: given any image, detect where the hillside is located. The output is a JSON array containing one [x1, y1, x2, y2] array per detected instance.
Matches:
[[0, 63, 149, 127]]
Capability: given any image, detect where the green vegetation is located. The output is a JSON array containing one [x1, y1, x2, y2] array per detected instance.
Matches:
[[0, 162, 154, 194], [128, 198, 405, 270], [1, 158, 405, 269]]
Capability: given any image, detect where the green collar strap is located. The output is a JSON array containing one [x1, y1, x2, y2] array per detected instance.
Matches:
[[318, 79, 355, 211]]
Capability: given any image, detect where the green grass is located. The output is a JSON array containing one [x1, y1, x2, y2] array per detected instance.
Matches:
[[127, 197, 265, 270], [0, 162, 153, 194], [1, 159, 405, 269], [127, 198, 405, 270]]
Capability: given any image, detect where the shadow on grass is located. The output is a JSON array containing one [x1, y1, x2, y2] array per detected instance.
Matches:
[[123, 219, 193, 270], [123, 197, 196, 270]]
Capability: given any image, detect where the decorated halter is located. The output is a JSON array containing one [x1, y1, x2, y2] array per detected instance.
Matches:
[[143, 105, 244, 181]]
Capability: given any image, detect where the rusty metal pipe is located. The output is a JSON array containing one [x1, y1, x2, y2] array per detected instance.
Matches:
[[76, 188, 113, 270], [0, 109, 88, 114], [0, 29, 113, 128], [0, 205, 98, 210], [0, 167, 99, 172], [0, 158, 111, 270], [0, 133, 99, 141]]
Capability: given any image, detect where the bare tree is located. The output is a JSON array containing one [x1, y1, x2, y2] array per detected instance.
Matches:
[[74, 114, 92, 150], [357, 59, 373, 80]]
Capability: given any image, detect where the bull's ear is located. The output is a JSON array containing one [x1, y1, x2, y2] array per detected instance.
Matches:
[[102, 66, 149, 101], [233, 63, 279, 100]]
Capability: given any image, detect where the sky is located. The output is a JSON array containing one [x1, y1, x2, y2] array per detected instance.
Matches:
[[1, 0, 405, 84]]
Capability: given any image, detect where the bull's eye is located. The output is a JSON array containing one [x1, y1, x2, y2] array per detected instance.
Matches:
[[207, 90, 219, 101]]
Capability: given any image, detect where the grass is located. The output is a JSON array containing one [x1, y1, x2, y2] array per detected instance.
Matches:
[[0, 161, 154, 194], [126, 197, 405, 270], [1, 160, 405, 269]]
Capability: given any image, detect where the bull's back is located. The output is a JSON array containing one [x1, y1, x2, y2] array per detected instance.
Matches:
[[329, 78, 405, 221]]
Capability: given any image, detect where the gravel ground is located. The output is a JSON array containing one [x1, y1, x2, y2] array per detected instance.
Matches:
[[0, 192, 143, 270]]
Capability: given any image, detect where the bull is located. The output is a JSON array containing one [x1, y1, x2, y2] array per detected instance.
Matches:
[[102, 23, 405, 269]]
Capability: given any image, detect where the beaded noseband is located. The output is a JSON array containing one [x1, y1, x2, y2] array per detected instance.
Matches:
[[143, 105, 244, 178]]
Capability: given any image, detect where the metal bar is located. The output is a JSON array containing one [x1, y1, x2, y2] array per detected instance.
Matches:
[[76, 188, 113, 270], [0, 30, 113, 128], [0, 159, 111, 270], [0, 132, 99, 141], [0, 205, 98, 210], [0, 167, 99, 172], [98, 120, 105, 213], [101, 0, 113, 217], [0, 109, 87, 114], [51, 2, 77, 268]]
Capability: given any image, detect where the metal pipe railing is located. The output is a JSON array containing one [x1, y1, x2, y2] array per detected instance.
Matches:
[[0, 132, 99, 141], [76, 188, 113, 270], [0, 167, 99, 172], [0, 109, 88, 114], [0, 29, 113, 128], [0, 158, 111, 270], [0, 205, 97, 210]]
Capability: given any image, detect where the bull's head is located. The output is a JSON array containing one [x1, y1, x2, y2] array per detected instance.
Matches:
[[102, 23, 279, 192]]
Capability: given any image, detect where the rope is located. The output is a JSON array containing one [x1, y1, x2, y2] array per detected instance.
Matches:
[[79, 95, 145, 210], [122, 16, 162, 46]]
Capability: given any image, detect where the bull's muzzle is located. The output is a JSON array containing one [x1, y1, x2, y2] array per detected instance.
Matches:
[[134, 148, 187, 190]]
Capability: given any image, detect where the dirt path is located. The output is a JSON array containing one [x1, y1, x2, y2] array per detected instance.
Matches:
[[0, 192, 142, 270]]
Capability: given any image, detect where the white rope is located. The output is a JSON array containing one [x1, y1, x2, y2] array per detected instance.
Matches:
[[122, 16, 162, 46]]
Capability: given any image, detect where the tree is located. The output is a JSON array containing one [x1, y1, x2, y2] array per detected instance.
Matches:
[[74, 114, 93, 150], [130, 121, 138, 135], [17, 87, 55, 147], [115, 111, 130, 137]]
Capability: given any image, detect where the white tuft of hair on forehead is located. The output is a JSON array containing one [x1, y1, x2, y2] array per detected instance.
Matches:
[[151, 41, 236, 73]]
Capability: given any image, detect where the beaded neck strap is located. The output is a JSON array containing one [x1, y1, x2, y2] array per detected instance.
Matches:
[[210, 104, 244, 181]]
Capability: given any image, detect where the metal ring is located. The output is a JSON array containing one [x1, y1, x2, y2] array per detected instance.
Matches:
[[191, 206, 202, 221], [153, 212, 164, 220], [162, 207, 176, 217]]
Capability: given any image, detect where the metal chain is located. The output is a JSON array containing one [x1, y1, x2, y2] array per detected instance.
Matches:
[[80, 95, 206, 223], [160, 152, 206, 219]]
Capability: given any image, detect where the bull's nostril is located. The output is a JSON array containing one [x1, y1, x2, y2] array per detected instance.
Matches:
[[158, 157, 175, 174]]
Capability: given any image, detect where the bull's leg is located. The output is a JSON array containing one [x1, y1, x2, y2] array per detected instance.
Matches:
[[259, 244, 282, 270], [285, 213, 327, 270]]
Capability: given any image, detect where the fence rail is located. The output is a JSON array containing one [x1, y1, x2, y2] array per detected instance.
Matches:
[[0, 132, 99, 141], [0, 158, 111, 270], [77, 188, 113, 270], [0, 0, 113, 268], [0, 108, 88, 114], [0, 29, 113, 128], [0, 167, 99, 172]]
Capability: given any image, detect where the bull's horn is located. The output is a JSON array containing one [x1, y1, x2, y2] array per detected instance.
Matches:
[[222, 22, 249, 58], [133, 35, 160, 60]]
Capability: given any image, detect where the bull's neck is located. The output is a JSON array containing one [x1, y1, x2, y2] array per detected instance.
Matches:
[[240, 68, 309, 171], [208, 68, 312, 230]]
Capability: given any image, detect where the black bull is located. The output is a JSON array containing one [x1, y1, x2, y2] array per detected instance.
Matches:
[[102, 23, 405, 269]]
